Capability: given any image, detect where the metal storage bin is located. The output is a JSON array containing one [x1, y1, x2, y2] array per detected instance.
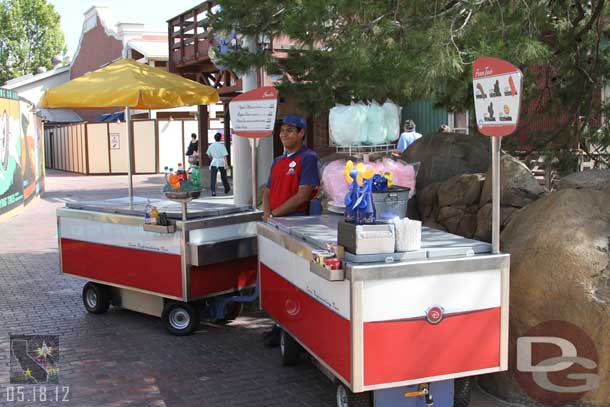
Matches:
[[372, 187, 410, 221]]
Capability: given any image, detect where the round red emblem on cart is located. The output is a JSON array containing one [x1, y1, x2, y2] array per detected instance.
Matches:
[[425, 306, 444, 325]]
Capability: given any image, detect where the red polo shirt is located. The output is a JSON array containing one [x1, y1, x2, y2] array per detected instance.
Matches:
[[266, 146, 320, 215]]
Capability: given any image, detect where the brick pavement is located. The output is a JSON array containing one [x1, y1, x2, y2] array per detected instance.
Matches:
[[0, 170, 519, 407]]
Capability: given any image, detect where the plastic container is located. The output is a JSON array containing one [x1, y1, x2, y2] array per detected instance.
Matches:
[[372, 187, 411, 222], [176, 163, 187, 181]]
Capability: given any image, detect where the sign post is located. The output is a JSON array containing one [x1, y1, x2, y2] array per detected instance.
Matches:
[[472, 57, 523, 253], [229, 86, 278, 208]]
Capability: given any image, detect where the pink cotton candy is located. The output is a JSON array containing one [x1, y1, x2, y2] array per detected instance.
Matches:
[[321, 160, 350, 205], [322, 158, 418, 204], [381, 158, 418, 197]]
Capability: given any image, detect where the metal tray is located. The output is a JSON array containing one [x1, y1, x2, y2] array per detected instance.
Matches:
[[66, 197, 252, 220], [267, 215, 492, 259]]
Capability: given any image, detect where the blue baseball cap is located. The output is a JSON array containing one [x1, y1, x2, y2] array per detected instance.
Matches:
[[282, 114, 307, 130]]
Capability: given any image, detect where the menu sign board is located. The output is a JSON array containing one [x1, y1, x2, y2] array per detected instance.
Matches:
[[472, 57, 523, 137], [229, 86, 278, 138]]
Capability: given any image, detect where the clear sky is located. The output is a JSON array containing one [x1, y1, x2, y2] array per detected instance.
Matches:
[[47, 1, 194, 58]]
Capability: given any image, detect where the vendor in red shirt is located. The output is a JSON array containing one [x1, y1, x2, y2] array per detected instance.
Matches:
[[262, 114, 320, 222], [261, 114, 320, 348]]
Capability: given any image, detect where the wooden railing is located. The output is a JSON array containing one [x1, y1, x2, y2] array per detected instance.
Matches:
[[167, 1, 216, 71]]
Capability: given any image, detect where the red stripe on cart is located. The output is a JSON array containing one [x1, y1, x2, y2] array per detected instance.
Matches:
[[363, 307, 501, 386], [189, 256, 258, 298], [61, 238, 182, 297], [260, 263, 351, 384]]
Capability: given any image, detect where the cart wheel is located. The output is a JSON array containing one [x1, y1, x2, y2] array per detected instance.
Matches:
[[82, 282, 110, 314], [454, 377, 473, 407], [280, 330, 302, 366], [161, 301, 200, 336], [336, 383, 372, 407]]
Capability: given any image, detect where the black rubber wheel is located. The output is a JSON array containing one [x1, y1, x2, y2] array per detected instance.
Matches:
[[336, 383, 372, 407], [82, 282, 110, 314], [161, 301, 200, 336], [454, 377, 473, 407], [280, 330, 302, 366]]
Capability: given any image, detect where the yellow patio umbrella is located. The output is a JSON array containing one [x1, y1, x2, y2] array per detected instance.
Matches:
[[40, 58, 219, 201]]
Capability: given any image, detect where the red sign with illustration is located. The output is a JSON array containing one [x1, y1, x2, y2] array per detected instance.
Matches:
[[229, 86, 278, 138], [472, 57, 523, 137]]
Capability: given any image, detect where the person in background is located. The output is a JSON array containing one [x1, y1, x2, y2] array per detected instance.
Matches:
[[186, 133, 199, 166], [206, 133, 231, 196], [396, 119, 423, 153], [261, 114, 320, 347], [439, 124, 451, 132]]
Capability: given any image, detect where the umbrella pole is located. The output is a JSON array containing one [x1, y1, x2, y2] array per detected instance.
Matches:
[[125, 106, 134, 206]]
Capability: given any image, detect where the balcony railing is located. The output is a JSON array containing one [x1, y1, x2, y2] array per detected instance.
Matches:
[[167, 1, 216, 70]]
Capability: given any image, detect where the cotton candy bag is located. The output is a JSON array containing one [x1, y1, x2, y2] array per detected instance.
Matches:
[[383, 100, 400, 143], [321, 159, 350, 206], [329, 103, 367, 146], [365, 101, 387, 145]]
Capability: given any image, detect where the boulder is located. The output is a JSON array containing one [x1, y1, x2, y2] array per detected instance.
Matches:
[[437, 205, 478, 238], [437, 174, 485, 208], [479, 189, 610, 406], [402, 132, 491, 192], [417, 182, 441, 220], [558, 169, 610, 191], [480, 155, 546, 207], [473, 203, 520, 242]]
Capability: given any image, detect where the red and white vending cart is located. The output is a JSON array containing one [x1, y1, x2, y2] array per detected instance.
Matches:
[[257, 215, 509, 407], [57, 196, 261, 335]]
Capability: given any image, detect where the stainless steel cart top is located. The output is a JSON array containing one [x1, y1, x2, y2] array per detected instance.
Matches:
[[65, 197, 253, 220], [268, 215, 492, 260]]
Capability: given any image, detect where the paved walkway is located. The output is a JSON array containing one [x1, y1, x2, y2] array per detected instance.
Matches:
[[0, 170, 518, 407]]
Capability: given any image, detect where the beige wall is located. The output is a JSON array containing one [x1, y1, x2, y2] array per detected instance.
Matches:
[[46, 119, 196, 175], [134, 120, 156, 173], [108, 122, 128, 173], [87, 123, 110, 173]]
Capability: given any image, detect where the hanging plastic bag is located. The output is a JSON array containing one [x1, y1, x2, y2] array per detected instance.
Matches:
[[321, 159, 350, 206], [380, 157, 420, 198], [365, 101, 387, 145], [329, 103, 367, 146], [383, 100, 400, 143], [353, 102, 369, 145]]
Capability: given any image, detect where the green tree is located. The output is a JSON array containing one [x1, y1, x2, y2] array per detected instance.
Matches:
[[212, 0, 610, 165], [0, 0, 66, 84]]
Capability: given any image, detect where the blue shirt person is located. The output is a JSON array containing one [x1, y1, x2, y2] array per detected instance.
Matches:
[[396, 119, 423, 153]]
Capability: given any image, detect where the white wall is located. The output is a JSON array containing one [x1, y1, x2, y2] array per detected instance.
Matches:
[[5, 69, 70, 106]]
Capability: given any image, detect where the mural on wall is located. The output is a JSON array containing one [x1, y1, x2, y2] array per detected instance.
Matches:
[[0, 89, 44, 217], [0, 91, 24, 214]]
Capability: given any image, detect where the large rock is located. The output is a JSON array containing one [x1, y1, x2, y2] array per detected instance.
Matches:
[[402, 132, 491, 192], [480, 155, 545, 207], [558, 169, 610, 191], [479, 189, 610, 406], [437, 173, 485, 208], [437, 205, 478, 238], [417, 182, 441, 220], [473, 203, 519, 242]]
